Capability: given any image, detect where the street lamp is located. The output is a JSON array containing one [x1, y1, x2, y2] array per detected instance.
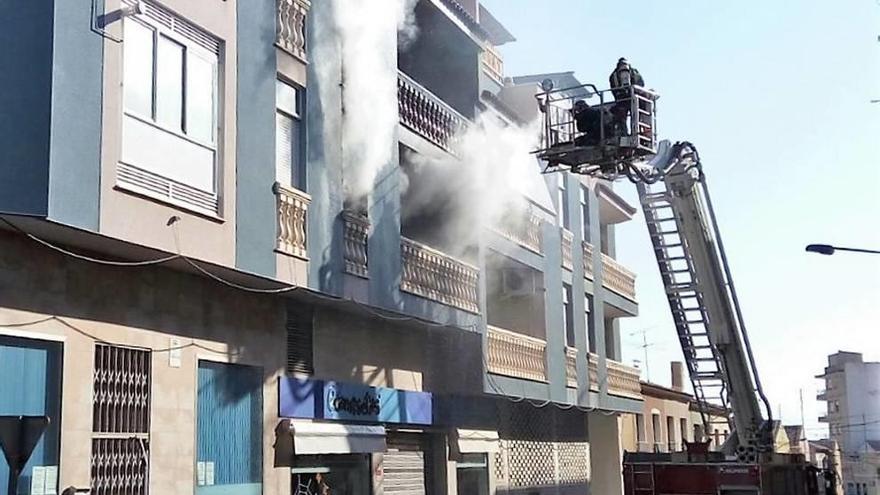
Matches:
[[805, 244, 880, 256]]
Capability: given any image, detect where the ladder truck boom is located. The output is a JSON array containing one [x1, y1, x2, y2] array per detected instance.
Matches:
[[533, 80, 834, 495]]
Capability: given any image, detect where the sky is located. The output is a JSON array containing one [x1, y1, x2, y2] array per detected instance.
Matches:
[[481, 0, 880, 439]]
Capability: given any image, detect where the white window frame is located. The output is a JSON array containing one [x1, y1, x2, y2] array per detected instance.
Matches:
[[276, 79, 303, 189], [119, 11, 222, 215], [123, 17, 219, 152]]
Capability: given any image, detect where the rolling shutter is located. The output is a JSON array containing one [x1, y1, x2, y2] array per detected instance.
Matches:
[[286, 304, 314, 375], [384, 435, 427, 495]]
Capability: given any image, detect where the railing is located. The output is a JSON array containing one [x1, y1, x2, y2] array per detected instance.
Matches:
[[486, 326, 547, 383], [565, 347, 578, 388], [582, 241, 594, 280], [343, 211, 369, 278], [561, 229, 573, 270], [481, 44, 504, 84], [586, 353, 643, 399], [607, 359, 642, 399], [276, 0, 310, 61], [400, 237, 479, 313], [274, 183, 310, 259], [398, 71, 467, 153], [601, 252, 636, 301], [494, 203, 543, 254]]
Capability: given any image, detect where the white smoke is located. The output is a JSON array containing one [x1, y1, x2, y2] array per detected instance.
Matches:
[[315, 0, 419, 202], [401, 116, 544, 257]]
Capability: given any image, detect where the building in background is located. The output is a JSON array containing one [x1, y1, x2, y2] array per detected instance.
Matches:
[[620, 361, 731, 454], [0, 0, 646, 494], [817, 351, 880, 495]]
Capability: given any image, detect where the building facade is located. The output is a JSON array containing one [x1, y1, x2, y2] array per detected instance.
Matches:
[[817, 352, 880, 495], [0, 0, 643, 494], [619, 362, 732, 455]]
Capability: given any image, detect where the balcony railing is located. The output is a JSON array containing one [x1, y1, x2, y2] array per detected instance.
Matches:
[[583, 241, 594, 280], [400, 237, 479, 313], [607, 359, 642, 399], [494, 203, 543, 254], [561, 229, 573, 270], [486, 326, 547, 383], [274, 183, 310, 259], [565, 347, 578, 388], [276, 0, 309, 61], [601, 252, 636, 301], [481, 44, 504, 84], [343, 211, 369, 278], [586, 353, 643, 399], [398, 71, 467, 153]]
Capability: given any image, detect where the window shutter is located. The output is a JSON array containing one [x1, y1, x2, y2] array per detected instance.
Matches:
[[286, 304, 313, 375], [276, 112, 294, 187]]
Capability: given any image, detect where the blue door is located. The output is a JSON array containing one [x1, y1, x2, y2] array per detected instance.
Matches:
[[0, 336, 62, 495], [196, 361, 263, 495]]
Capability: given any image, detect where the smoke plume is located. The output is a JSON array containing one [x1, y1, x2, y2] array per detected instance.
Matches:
[[313, 0, 419, 203]]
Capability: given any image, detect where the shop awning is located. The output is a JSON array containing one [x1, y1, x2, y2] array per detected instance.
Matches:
[[291, 421, 386, 454], [455, 429, 500, 453]]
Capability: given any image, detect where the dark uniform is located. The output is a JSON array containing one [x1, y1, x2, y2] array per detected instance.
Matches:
[[608, 58, 644, 136]]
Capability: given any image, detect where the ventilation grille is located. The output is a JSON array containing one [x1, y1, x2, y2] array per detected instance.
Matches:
[[117, 162, 219, 215], [286, 304, 314, 375], [124, 0, 221, 54]]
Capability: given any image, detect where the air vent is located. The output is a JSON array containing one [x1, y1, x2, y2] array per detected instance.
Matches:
[[124, 0, 221, 54], [286, 304, 314, 375], [117, 162, 219, 215]]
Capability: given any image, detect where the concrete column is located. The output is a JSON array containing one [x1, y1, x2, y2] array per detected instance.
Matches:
[[588, 412, 624, 495]]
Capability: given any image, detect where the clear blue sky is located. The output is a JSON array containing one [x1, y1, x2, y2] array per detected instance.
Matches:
[[482, 0, 880, 438]]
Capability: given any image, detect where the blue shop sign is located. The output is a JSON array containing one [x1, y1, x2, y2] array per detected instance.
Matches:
[[278, 376, 433, 425]]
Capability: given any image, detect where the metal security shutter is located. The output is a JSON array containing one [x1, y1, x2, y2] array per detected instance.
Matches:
[[286, 304, 314, 375], [384, 448, 426, 495]]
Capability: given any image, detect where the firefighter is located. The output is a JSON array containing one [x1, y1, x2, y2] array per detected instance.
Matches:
[[571, 100, 608, 146], [608, 57, 644, 136]]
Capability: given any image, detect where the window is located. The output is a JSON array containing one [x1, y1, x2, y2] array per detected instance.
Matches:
[[714, 429, 721, 446], [456, 453, 489, 495], [585, 295, 596, 353], [120, 8, 220, 213], [678, 418, 693, 450], [558, 175, 570, 230], [563, 283, 574, 347], [276, 80, 304, 188], [694, 423, 704, 443], [580, 185, 590, 240], [604, 317, 618, 360], [91, 344, 151, 495], [666, 416, 676, 451], [635, 414, 646, 442], [196, 361, 263, 494], [651, 413, 662, 450]]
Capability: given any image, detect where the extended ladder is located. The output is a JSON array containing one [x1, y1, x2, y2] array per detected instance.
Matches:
[[636, 180, 733, 436]]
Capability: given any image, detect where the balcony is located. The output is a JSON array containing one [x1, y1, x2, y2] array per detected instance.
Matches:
[[587, 353, 642, 400], [400, 237, 479, 313], [816, 389, 828, 401], [494, 203, 543, 254], [561, 229, 573, 270], [275, 0, 309, 62], [583, 241, 594, 280], [274, 183, 310, 259], [398, 71, 467, 153], [486, 326, 547, 382], [565, 346, 578, 388], [343, 211, 369, 278], [481, 44, 504, 84], [601, 253, 636, 301]]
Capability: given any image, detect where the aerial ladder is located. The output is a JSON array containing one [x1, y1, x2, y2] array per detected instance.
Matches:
[[534, 80, 834, 495]]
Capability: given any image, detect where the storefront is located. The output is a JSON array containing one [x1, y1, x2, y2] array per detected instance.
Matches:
[[278, 376, 435, 494]]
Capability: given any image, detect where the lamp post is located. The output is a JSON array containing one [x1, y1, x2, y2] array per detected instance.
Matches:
[[805, 244, 880, 256]]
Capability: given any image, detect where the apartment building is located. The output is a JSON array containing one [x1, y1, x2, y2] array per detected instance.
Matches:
[[817, 351, 880, 495], [0, 0, 643, 494]]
